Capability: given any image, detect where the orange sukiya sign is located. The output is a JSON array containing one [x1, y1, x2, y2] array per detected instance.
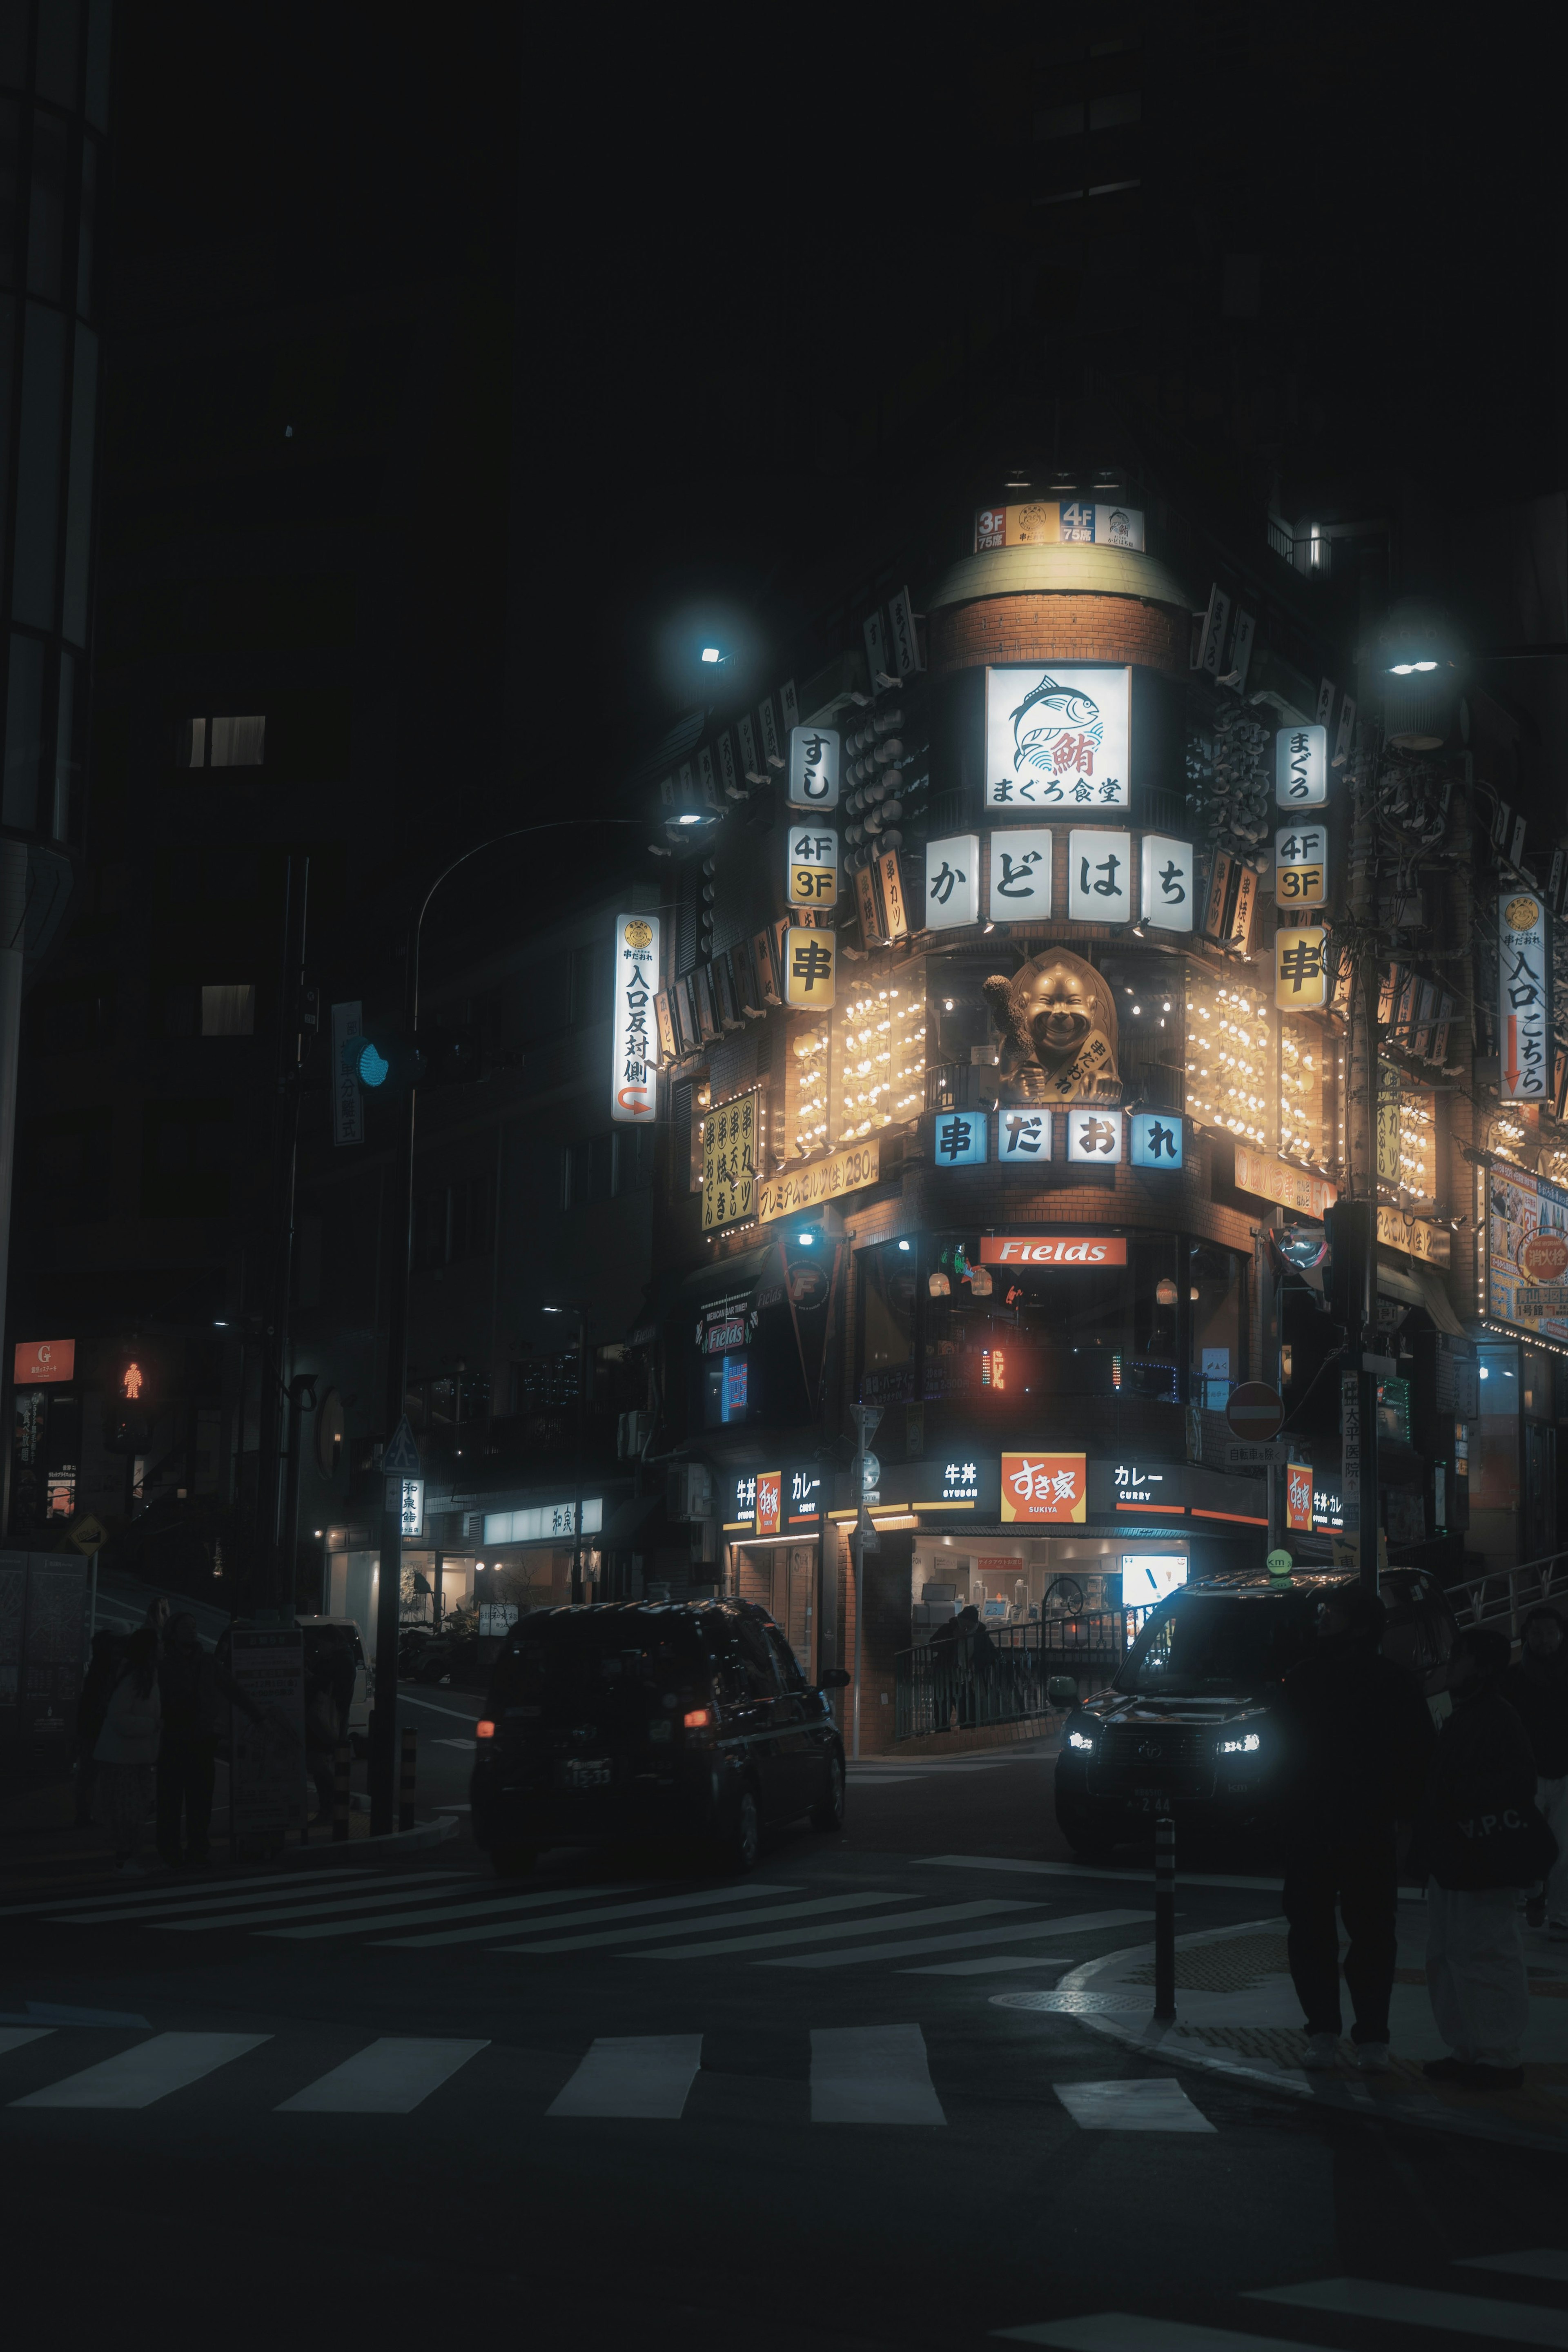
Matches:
[[14, 1339, 75, 1385], [1285, 1462, 1314, 1534], [755, 1471, 782, 1537], [981, 1236, 1127, 1267], [1000, 1453, 1087, 1522]]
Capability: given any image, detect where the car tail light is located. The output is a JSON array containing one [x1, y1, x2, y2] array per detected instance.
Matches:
[[683, 1707, 712, 1730], [475, 1719, 496, 1740]]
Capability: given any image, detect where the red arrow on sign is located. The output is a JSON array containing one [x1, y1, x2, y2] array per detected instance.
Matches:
[[1225, 1381, 1285, 1441]]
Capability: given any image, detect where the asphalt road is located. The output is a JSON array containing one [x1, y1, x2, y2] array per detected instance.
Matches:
[[4, 1727, 1567, 2349]]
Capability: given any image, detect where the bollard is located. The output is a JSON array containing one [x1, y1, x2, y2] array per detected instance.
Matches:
[[333, 1742, 351, 1843], [399, 1725, 417, 1833], [1153, 1813, 1176, 2022]]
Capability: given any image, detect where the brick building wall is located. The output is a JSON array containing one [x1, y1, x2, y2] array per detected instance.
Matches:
[[930, 590, 1189, 680]]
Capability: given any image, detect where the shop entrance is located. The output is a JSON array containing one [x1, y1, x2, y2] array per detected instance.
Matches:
[[731, 1542, 819, 1681]]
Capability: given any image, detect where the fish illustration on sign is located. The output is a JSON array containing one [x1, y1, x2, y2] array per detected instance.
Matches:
[[1010, 675, 1105, 777]]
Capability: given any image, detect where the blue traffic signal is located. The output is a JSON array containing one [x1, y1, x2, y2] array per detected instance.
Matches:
[[357, 1041, 391, 1088]]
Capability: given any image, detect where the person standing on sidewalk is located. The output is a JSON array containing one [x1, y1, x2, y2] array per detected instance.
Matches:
[[1418, 1625, 1551, 2092], [1503, 1605, 1568, 1936], [156, 1614, 266, 1866], [94, 1630, 163, 1873], [74, 1630, 122, 1828], [1277, 1584, 1435, 2074]]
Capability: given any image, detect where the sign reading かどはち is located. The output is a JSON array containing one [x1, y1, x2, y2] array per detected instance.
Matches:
[[611, 913, 660, 1123], [1000, 1454, 1086, 1522]]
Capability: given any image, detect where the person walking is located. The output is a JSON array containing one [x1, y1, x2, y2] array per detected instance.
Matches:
[[75, 1630, 122, 1828], [1277, 1583, 1435, 2074], [1502, 1604, 1568, 1936], [1418, 1625, 1551, 2091], [156, 1614, 266, 1866], [303, 1628, 354, 1824], [94, 1629, 163, 1873], [953, 1604, 999, 1729]]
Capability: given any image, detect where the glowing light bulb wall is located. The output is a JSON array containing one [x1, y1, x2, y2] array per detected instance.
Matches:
[[1279, 1014, 1336, 1171], [831, 970, 926, 1145], [787, 1020, 831, 1160], [1184, 965, 1276, 1153]]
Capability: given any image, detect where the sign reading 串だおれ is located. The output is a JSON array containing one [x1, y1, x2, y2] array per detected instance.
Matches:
[[1000, 1452, 1087, 1523], [701, 1090, 758, 1233], [1499, 891, 1550, 1102], [984, 666, 1130, 811], [758, 1140, 880, 1222], [611, 913, 660, 1123]]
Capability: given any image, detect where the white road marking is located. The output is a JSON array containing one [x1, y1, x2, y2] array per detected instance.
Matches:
[[0, 2029, 55, 2058], [13, 2031, 272, 2110], [501, 1892, 907, 1956], [376, 1882, 795, 1951], [1248, 2278, 1568, 2343], [923, 1853, 1287, 1894], [903, 1956, 1070, 1977], [1054, 2078, 1216, 2134], [546, 2034, 704, 2120], [809, 2022, 945, 2125], [13, 1866, 428, 1920], [994, 2318, 1296, 2348], [433, 1738, 477, 1750], [275, 2037, 489, 2113], [638, 1898, 1043, 1961], [272, 1880, 654, 1943], [765, 1909, 1150, 1970], [151, 1880, 491, 1933], [1462, 2254, 1568, 2283]]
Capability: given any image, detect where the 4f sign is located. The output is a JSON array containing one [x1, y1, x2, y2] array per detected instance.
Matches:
[[611, 912, 660, 1123], [1500, 892, 1551, 1102], [787, 826, 838, 907]]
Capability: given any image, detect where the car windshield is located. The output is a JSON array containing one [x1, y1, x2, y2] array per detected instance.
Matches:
[[1116, 1590, 1320, 1696]]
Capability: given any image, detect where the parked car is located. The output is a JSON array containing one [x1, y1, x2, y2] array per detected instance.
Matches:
[[294, 1616, 372, 1757], [1053, 1566, 1459, 1861], [470, 1598, 850, 1875]]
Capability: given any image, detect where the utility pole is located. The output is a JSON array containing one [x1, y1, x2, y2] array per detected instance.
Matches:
[[258, 852, 310, 1611], [848, 1401, 881, 1760], [1343, 732, 1381, 1596]]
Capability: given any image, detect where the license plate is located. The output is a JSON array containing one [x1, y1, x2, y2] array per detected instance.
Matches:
[[559, 1758, 612, 1790], [1130, 1788, 1170, 1812]]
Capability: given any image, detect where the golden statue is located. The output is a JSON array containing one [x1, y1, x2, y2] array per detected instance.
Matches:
[[982, 949, 1122, 1104]]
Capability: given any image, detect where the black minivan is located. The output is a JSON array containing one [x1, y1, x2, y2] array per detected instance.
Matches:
[[1054, 1567, 1459, 1860], [470, 1599, 850, 1875]]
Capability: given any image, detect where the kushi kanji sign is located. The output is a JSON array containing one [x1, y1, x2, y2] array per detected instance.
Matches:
[[1275, 925, 1327, 1009], [984, 666, 1130, 810], [700, 1090, 758, 1233], [1499, 891, 1550, 1102], [784, 926, 836, 1007], [611, 913, 660, 1123]]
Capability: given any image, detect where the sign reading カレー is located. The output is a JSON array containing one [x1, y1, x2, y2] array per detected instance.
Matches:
[[980, 1236, 1127, 1267]]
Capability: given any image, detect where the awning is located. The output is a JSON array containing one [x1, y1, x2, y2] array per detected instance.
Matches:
[[673, 1243, 777, 1307], [1376, 1252, 1465, 1336]]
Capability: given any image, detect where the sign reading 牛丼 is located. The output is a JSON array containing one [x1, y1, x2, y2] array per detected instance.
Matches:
[[787, 826, 838, 908], [1276, 925, 1327, 1010], [788, 726, 839, 810], [1275, 725, 1327, 806], [985, 666, 1130, 811], [1275, 823, 1327, 906], [331, 1001, 365, 1146], [611, 913, 660, 1124], [1499, 891, 1550, 1102], [758, 1140, 879, 1222], [784, 926, 836, 1008], [700, 1089, 758, 1234]]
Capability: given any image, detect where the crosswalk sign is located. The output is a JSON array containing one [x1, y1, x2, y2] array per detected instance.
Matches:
[[381, 1416, 422, 1473]]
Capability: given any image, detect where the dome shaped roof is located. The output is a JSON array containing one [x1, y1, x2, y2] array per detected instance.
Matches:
[[927, 541, 1194, 614]]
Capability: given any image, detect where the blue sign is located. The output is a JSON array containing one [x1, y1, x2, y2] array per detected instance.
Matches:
[[722, 1356, 748, 1422], [934, 1110, 988, 1166], [998, 1108, 1052, 1165], [1128, 1112, 1184, 1169]]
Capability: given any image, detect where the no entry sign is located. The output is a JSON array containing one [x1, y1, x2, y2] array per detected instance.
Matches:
[[1225, 1381, 1285, 1441]]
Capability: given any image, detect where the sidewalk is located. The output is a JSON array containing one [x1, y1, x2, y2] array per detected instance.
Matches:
[[997, 1902, 1568, 2152]]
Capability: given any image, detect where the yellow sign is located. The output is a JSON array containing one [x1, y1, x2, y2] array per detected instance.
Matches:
[[68, 1512, 109, 1557], [878, 849, 909, 942], [1234, 1145, 1338, 1218], [1375, 1205, 1451, 1266], [700, 1090, 758, 1233], [1275, 821, 1327, 907], [787, 825, 838, 908], [784, 925, 836, 1009], [1275, 925, 1327, 1009], [759, 1138, 880, 1222]]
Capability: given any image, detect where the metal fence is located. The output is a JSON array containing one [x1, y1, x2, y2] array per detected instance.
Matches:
[[894, 1610, 1153, 1742], [1450, 1551, 1568, 1638]]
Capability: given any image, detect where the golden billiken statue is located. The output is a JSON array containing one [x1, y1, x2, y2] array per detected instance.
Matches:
[[982, 949, 1122, 1105]]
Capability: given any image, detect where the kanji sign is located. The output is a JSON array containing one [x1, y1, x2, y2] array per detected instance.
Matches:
[[985, 666, 1130, 809], [1286, 1461, 1314, 1532], [1139, 834, 1194, 933], [784, 926, 837, 1007], [1067, 828, 1132, 923], [934, 1110, 989, 1166], [924, 833, 980, 930], [987, 829, 1052, 920], [1000, 1452, 1087, 1523], [974, 503, 1145, 553], [1066, 1110, 1123, 1164], [1275, 925, 1328, 1009], [755, 1470, 782, 1537], [1128, 1113, 1183, 1169], [700, 1089, 758, 1233], [1499, 891, 1550, 1102], [787, 725, 840, 809], [1275, 822, 1327, 906], [878, 849, 910, 941], [758, 1138, 879, 1221], [611, 912, 660, 1123], [997, 1107, 1051, 1165], [1275, 724, 1327, 806], [787, 825, 839, 907]]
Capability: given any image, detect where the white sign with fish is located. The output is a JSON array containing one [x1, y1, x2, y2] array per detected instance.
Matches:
[[984, 665, 1131, 811]]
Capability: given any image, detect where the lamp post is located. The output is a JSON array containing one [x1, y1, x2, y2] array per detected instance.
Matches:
[[368, 818, 641, 1836], [543, 1304, 590, 1604]]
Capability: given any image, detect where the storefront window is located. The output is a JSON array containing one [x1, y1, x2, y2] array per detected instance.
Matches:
[[1190, 1243, 1246, 1407], [1472, 1343, 1519, 1511], [786, 1020, 831, 1158], [920, 1233, 1183, 1407], [832, 966, 926, 1142]]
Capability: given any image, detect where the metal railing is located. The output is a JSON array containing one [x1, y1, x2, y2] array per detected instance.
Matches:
[[1449, 1551, 1568, 1637], [894, 1610, 1154, 1742]]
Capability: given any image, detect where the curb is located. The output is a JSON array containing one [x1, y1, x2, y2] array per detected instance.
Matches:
[[996, 1927, 1568, 2156]]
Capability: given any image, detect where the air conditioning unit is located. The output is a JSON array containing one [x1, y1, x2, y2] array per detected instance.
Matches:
[[666, 1462, 714, 1522], [617, 1410, 652, 1461]]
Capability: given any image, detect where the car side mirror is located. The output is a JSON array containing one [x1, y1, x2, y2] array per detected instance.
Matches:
[[1046, 1675, 1079, 1707], [819, 1666, 852, 1690]]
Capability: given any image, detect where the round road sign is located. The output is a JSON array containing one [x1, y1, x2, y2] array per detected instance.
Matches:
[[1265, 1548, 1294, 1579], [1225, 1381, 1285, 1441]]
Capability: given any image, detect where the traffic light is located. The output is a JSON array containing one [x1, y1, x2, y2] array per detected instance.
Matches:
[[1323, 1200, 1374, 1337], [104, 1350, 156, 1453], [352, 1027, 423, 1093]]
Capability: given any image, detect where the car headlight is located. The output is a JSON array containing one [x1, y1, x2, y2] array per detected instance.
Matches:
[[1218, 1732, 1261, 1755], [1067, 1728, 1096, 1751]]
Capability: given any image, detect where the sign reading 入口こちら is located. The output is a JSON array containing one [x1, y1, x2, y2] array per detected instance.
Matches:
[[1000, 1453, 1087, 1523], [1499, 891, 1550, 1102], [700, 1091, 758, 1234], [611, 913, 660, 1124], [758, 1140, 880, 1223]]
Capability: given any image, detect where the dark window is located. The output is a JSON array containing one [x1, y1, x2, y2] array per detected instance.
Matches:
[[177, 714, 266, 769], [570, 942, 607, 1027], [614, 1123, 654, 1194], [32, 974, 114, 1052], [766, 1625, 807, 1693], [141, 1100, 232, 1216], [565, 1133, 614, 1208], [733, 1615, 780, 1702], [31, 1106, 109, 1218], [414, 1172, 494, 1271], [25, 107, 67, 300]]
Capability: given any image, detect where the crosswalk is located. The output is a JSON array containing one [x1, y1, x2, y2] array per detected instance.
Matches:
[[994, 2249, 1568, 2348], [11, 1863, 1150, 1973]]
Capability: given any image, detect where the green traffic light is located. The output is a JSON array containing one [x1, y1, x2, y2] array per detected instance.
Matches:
[[358, 1041, 390, 1087]]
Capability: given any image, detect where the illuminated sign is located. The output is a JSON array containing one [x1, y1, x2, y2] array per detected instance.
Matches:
[[1286, 1462, 1314, 1532], [987, 829, 1052, 920], [1068, 827, 1133, 921], [787, 725, 839, 811], [704, 1317, 747, 1355], [941, 1461, 980, 1503], [13, 1339, 75, 1385], [934, 1111, 988, 1166], [980, 1236, 1127, 1267], [1499, 891, 1550, 1103], [924, 833, 981, 929], [784, 925, 836, 1008], [1128, 1114, 1183, 1169], [1274, 724, 1327, 806], [1122, 1555, 1188, 1607], [975, 502, 1145, 554], [1112, 1463, 1173, 1508], [610, 912, 660, 1124], [483, 1498, 604, 1546], [1275, 925, 1328, 1010], [1000, 1453, 1087, 1523], [399, 1479, 424, 1540], [787, 826, 839, 908], [1275, 822, 1327, 906], [1066, 1108, 1123, 1165], [786, 1466, 822, 1523], [756, 1472, 782, 1536], [986, 670, 1131, 812], [758, 1139, 879, 1222], [1139, 834, 1194, 933], [981, 1346, 1007, 1390], [1487, 1161, 1568, 1344], [700, 1090, 758, 1234]]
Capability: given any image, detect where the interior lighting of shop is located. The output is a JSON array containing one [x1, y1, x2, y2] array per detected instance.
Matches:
[[790, 1020, 831, 1157], [834, 983, 926, 1141], [1185, 968, 1273, 1149], [1279, 1018, 1330, 1169], [1396, 1087, 1437, 1201]]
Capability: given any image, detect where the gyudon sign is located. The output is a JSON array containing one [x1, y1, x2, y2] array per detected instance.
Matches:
[[980, 1235, 1127, 1267]]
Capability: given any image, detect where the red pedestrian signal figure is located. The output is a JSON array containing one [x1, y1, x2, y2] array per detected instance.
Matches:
[[122, 1362, 143, 1400]]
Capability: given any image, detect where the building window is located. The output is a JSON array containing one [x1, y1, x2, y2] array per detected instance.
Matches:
[[564, 1133, 614, 1209], [178, 715, 266, 769], [414, 1171, 495, 1270], [200, 983, 255, 1037], [614, 1123, 655, 1193]]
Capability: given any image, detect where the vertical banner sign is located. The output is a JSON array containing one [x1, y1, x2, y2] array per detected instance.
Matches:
[[1140, 835, 1194, 932], [878, 848, 910, 941], [751, 925, 781, 1004], [330, 1002, 364, 1147], [784, 926, 836, 1009], [787, 724, 840, 810], [653, 991, 677, 1062], [1376, 1062, 1402, 1184], [697, 745, 719, 811], [611, 913, 660, 1123], [1334, 696, 1357, 766], [924, 834, 981, 930], [1274, 822, 1327, 906], [1315, 678, 1337, 728], [886, 586, 922, 676], [737, 713, 760, 780], [701, 1090, 757, 1232], [229, 1628, 307, 1843], [984, 665, 1131, 809], [864, 607, 888, 682], [987, 830, 1052, 920], [780, 678, 799, 728], [787, 824, 839, 907], [1499, 890, 1551, 1101], [1203, 851, 1234, 940], [1276, 925, 1327, 1010], [1226, 608, 1256, 692], [1196, 586, 1231, 677], [854, 863, 883, 949], [717, 730, 739, 798], [757, 696, 782, 768], [1286, 1461, 1313, 1532], [1340, 1371, 1361, 1536], [1227, 864, 1259, 952], [1275, 725, 1327, 806]]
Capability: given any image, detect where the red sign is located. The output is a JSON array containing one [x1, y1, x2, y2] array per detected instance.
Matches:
[[1000, 1453, 1087, 1522], [1285, 1462, 1314, 1533], [1225, 1382, 1285, 1440], [756, 1472, 782, 1537], [1521, 1232, 1568, 1284], [980, 1236, 1128, 1268], [14, 1339, 75, 1386]]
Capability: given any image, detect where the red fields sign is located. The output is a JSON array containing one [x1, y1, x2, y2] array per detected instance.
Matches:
[[980, 1236, 1128, 1268]]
